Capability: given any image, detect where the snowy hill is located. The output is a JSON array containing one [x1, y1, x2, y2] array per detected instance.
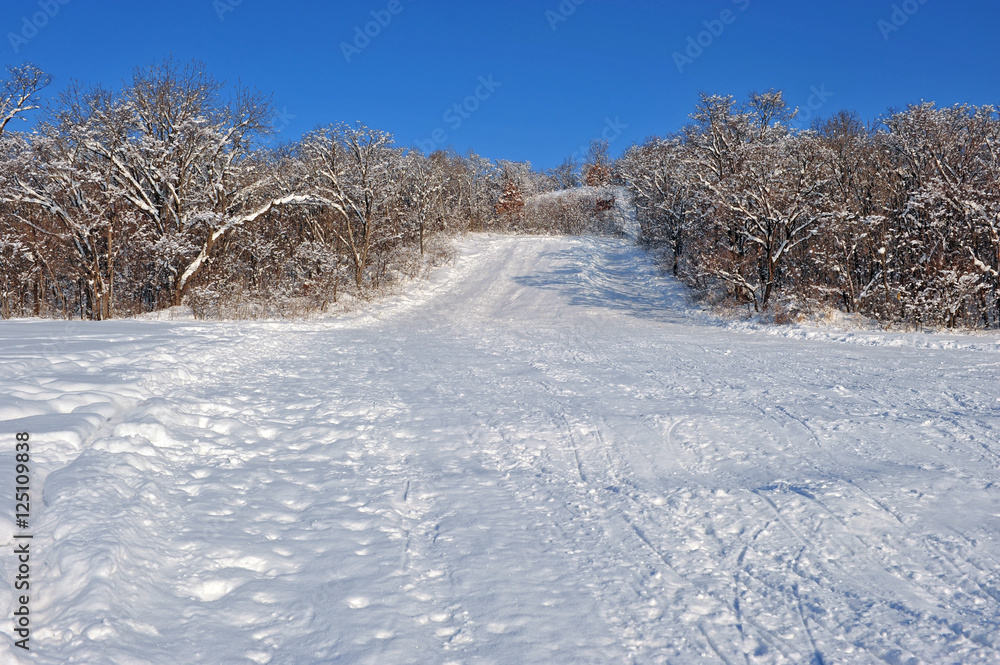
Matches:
[[2, 235, 999, 664]]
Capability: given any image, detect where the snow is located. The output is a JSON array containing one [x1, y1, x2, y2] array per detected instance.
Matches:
[[2, 234, 1000, 664]]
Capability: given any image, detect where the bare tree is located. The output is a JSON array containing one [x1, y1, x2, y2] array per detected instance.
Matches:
[[300, 123, 402, 290], [584, 139, 612, 187], [0, 64, 51, 318], [3, 120, 122, 319], [400, 150, 446, 255], [686, 93, 829, 309], [550, 157, 580, 189], [618, 137, 697, 275], [494, 162, 526, 228], [76, 60, 310, 306], [0, 63, 50, 138]]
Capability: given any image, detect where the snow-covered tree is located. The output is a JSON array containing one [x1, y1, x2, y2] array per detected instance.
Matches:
[[2, 119, 121, 319], [881, 103, 999, 326], [618, 93, 1000, 328], [299, 123, 404, 290], [584, 139, 612, 187], [399, 150, 447, 255], [686, 92, 830, 310], [494, 163, 526, 227], [0, 64, 51, 318], [0, 63, 50, 138], [617, 137, 697, 275], [88, 59, 314, 306]]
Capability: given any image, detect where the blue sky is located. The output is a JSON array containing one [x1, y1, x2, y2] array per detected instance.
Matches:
[[2, 0, 998, 169]]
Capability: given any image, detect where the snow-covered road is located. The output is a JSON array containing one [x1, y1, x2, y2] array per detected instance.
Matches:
[[3, 235, 1000, 664]]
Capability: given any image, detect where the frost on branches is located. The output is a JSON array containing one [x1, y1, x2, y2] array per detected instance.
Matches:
[[3, 60, 997, 329], [618, 92, 1000, 329], [0, 59, 594, 320]]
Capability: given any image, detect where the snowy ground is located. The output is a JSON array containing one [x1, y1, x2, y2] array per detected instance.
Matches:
[[2, 235, 1000, 664]]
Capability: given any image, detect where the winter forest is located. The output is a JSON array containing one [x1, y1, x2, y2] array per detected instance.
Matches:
[[1, 59, 999, 329]]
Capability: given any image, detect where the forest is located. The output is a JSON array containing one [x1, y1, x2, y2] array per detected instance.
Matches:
[[621, 91, 1000, 329], [1, 59, 998, 329]]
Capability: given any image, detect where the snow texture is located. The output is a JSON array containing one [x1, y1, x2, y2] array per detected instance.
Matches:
[[2, 235, 1000, 664]]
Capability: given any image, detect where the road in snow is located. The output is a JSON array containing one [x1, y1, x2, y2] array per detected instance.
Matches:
[[2, 235, 1000, 664]]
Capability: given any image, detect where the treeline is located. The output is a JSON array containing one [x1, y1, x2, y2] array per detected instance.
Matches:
[[5, 61, 997, 329], [0, 60, 616, 320], [618, 92, 1000, 329]]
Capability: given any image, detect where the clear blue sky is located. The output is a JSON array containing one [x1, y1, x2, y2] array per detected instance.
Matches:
[[2, 0, 998, 169]]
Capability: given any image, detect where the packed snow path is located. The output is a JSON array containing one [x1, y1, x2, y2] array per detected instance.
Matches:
[[2, 236, 1000, 664]]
